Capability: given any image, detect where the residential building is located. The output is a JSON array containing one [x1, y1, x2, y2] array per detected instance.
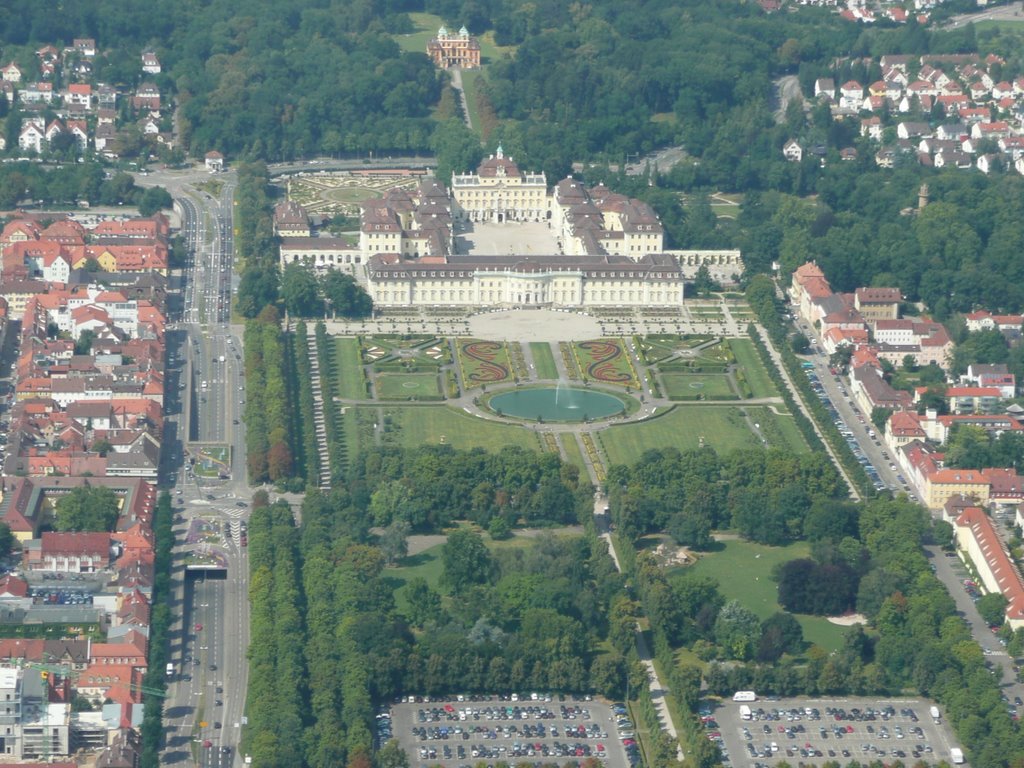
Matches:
[[955, 507, 1024, 629]]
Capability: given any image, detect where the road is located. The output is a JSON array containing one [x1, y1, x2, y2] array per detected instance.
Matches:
[[944, 0, 1024, 27], [140, 165, 253, 767]]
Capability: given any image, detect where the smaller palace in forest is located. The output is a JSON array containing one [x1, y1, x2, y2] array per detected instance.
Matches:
[[426, 25, 481, 69], [353, 149, 742, 309]]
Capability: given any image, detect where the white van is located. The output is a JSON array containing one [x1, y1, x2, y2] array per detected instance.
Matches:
[[733, 691, 757, 702]]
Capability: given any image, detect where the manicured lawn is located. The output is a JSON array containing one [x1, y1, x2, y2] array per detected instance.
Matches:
[[600, 406, 762, 466], [728, 338, 779, 399], [529, 342, 559, 380], [661, 372, 736, 401], [376, 373, 442, 400], [458, 339, 513, 386], [560, 434, 587, 474], [682, 538, 844, 652], [747, 406, 808, 453], [391, 406, 541, 452], [334, 337, 367, 399]]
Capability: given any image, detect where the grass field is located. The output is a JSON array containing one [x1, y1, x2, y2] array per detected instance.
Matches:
[[682, 538, 845, 651], [530, 342, 559, 380], [729, 338, 779, 399], [661, 372, 736, 400], [387, 543, 445, 615], [376, 373, 442, 400], [390, 406, 541, 452], [748, 406, 808, 453], [600, 406, 763, 466], [560, 434, 587, 473], [334, 337, 367, 399]]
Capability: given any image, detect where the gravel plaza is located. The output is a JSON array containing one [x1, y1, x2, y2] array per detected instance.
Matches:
[[386, 695, 638, 768], [455, 220, 562, 257], [707, 696, 964, 767]]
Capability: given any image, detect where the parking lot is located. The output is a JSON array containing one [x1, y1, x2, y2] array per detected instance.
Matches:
[[708, 697, 964, 767], [386, 695, 638, 767]]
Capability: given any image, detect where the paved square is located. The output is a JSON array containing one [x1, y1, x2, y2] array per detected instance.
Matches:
[[386, 695, 636, 767], [456, 221, 560, 256], [707, 696, 963, 767]]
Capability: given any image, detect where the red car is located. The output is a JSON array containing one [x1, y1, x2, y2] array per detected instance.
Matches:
[[194, 623, 203, 631]]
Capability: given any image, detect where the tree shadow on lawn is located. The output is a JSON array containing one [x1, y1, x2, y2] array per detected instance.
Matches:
[[393, 550, 438, 568]]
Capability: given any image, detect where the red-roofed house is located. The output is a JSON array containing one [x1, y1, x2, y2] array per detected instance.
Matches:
[[955, 507, 1024, 628], [885, 410, 926, 450], [30, 532, 112, 573]]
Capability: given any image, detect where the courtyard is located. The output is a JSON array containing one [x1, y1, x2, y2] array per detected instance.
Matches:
[[455, 220, 561, 256]]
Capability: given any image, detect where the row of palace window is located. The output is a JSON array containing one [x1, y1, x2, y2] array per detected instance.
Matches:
[[372, 288, 679, 303]]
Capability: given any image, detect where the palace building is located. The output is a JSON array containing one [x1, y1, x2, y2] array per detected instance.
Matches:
[[451, 147, 548, 223], [367, 252, 685, 308], [280, 153, 743, 310], [426, 26, 481, 69]]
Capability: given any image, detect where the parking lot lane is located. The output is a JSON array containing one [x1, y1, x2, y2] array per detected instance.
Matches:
[[710, 696, 965, 768]]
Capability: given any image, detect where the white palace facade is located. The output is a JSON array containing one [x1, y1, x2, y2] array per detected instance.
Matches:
[[279, 151, 742, 309]]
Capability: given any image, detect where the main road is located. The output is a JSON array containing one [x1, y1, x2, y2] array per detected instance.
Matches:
[[142, 165, 252, 767]]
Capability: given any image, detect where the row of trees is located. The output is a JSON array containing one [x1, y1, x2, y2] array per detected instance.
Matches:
[[290, 322, 319, 486], [139, 492, 173, 767], [349, 444, 594, 532], [244, 493, 308, 768], [234, 163, 281, 319], [243, 308, 297, 484]]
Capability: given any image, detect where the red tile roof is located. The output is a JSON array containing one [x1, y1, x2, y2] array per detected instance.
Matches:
[[956, 507, 1024, 621]]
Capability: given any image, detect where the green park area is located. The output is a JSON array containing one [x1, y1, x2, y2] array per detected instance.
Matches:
[[682, 538, 846, 651], [600, 405, 806, 467], [384, 405, 541, 452], [333, 337, 367, 399], [728, 338, 779, 398], [376, 372, 442, 400], [660, 372, 736, 401]]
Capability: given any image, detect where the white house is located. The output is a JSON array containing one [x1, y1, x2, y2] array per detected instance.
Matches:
[[782, 139, 803, 162]]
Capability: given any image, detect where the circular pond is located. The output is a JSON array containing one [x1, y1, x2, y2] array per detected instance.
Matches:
[[489, 387, 626, 422]]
